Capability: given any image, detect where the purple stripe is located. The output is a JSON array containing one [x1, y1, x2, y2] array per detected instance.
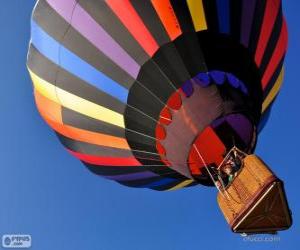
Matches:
[[211, 114, 253, 144], [211, 116, 226, 128], [47, 0, 140, 78], [226, 114, 253, 144], [105, 171, 158, 181], [240, 0, 257, 47]]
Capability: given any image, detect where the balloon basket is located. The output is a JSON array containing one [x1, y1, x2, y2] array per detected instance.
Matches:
[[217, 155, 292, 234]]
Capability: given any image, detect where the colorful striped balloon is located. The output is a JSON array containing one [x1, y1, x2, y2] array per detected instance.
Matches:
[[27, 0, 288, 191]]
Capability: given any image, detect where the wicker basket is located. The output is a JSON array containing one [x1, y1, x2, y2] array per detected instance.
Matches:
[[217, 155, 292, 234]]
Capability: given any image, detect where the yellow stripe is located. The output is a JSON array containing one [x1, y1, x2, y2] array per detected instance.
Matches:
[[262, 67, 284, 113], [29, 69, 59, 103], [29, 70, 125, 128], [167, 180, 194, 191], [187, 0, 207, 31]]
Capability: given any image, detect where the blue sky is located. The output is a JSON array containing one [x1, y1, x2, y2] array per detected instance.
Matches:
[[0, 1, 299, 249]]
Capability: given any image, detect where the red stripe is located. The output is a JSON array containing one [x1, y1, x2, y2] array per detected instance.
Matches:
[[151, 0, 182, 41], [262, 19, 288, 89], [67, 149, 142, 166], [106, 0, 159, 56], [255, 0, 281, 66]]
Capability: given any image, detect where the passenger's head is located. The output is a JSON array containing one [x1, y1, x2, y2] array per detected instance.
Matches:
[[222, 164, 233, 175]]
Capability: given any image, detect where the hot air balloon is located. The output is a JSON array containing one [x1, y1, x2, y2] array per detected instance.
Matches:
[[27, 0, 292, 234]]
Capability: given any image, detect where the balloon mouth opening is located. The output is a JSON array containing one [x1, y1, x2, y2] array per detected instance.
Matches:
[[153, 74, 257, 183], [187, 113, 256, 180]]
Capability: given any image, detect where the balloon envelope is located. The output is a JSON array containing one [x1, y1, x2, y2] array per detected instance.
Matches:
[[27, 0, 287, 191]]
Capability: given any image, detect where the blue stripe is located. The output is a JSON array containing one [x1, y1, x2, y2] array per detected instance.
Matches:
[[30, 20, 128, 103], [140, 178, 175, 188], [105, 171, 159, 181], [258, 104, 273, 133], [216, 0, 230, 34]]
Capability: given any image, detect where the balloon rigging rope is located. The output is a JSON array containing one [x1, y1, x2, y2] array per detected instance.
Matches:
[[193, 145, 217, 184], [193, 144, 226, 196]]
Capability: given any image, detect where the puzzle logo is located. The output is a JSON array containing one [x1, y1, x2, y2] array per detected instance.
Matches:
[[2, 235, 31, 248]]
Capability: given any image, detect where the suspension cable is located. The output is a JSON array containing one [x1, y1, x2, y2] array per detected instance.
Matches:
[[193, 144, 226, 197]]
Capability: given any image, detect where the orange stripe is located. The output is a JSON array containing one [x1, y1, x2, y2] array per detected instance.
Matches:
[[34, 89, 63, 124], [151, 0, 182, 40], [46, 118, 130, 150], [34, 89, 130, 150], [106, 0, 159, 56]]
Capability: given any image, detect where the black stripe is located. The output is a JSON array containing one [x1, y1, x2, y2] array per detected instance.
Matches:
[[152, 43, 191, 88], [131, 0, 170, 46], [57, 131, 163, 161], [85, 163, 185, 179], [248, 0, 267, 55], [33, 0, 135, 88], [173, 34, 207, 76], [127, 83, 164, 120], [145, 166, 184, 177], [165, 1, 208, 76], [78, 0, 149, 65], [61, 107, 125, 137], [170, 0, 194, 33], [125, 130, 156, 154], [33, 0, 68, 42], [28, 46, 125, 114], [230, 0, 242, 41], [56, 132, 131, 157], [263, 57, 284, 99], [124, 106, 157, 138], [202, 0, 219, 32], [28, 45, 57, 83], [62, 135, 163, 162], [136, 60, 175, 103], [85, 163, 147, 176]]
